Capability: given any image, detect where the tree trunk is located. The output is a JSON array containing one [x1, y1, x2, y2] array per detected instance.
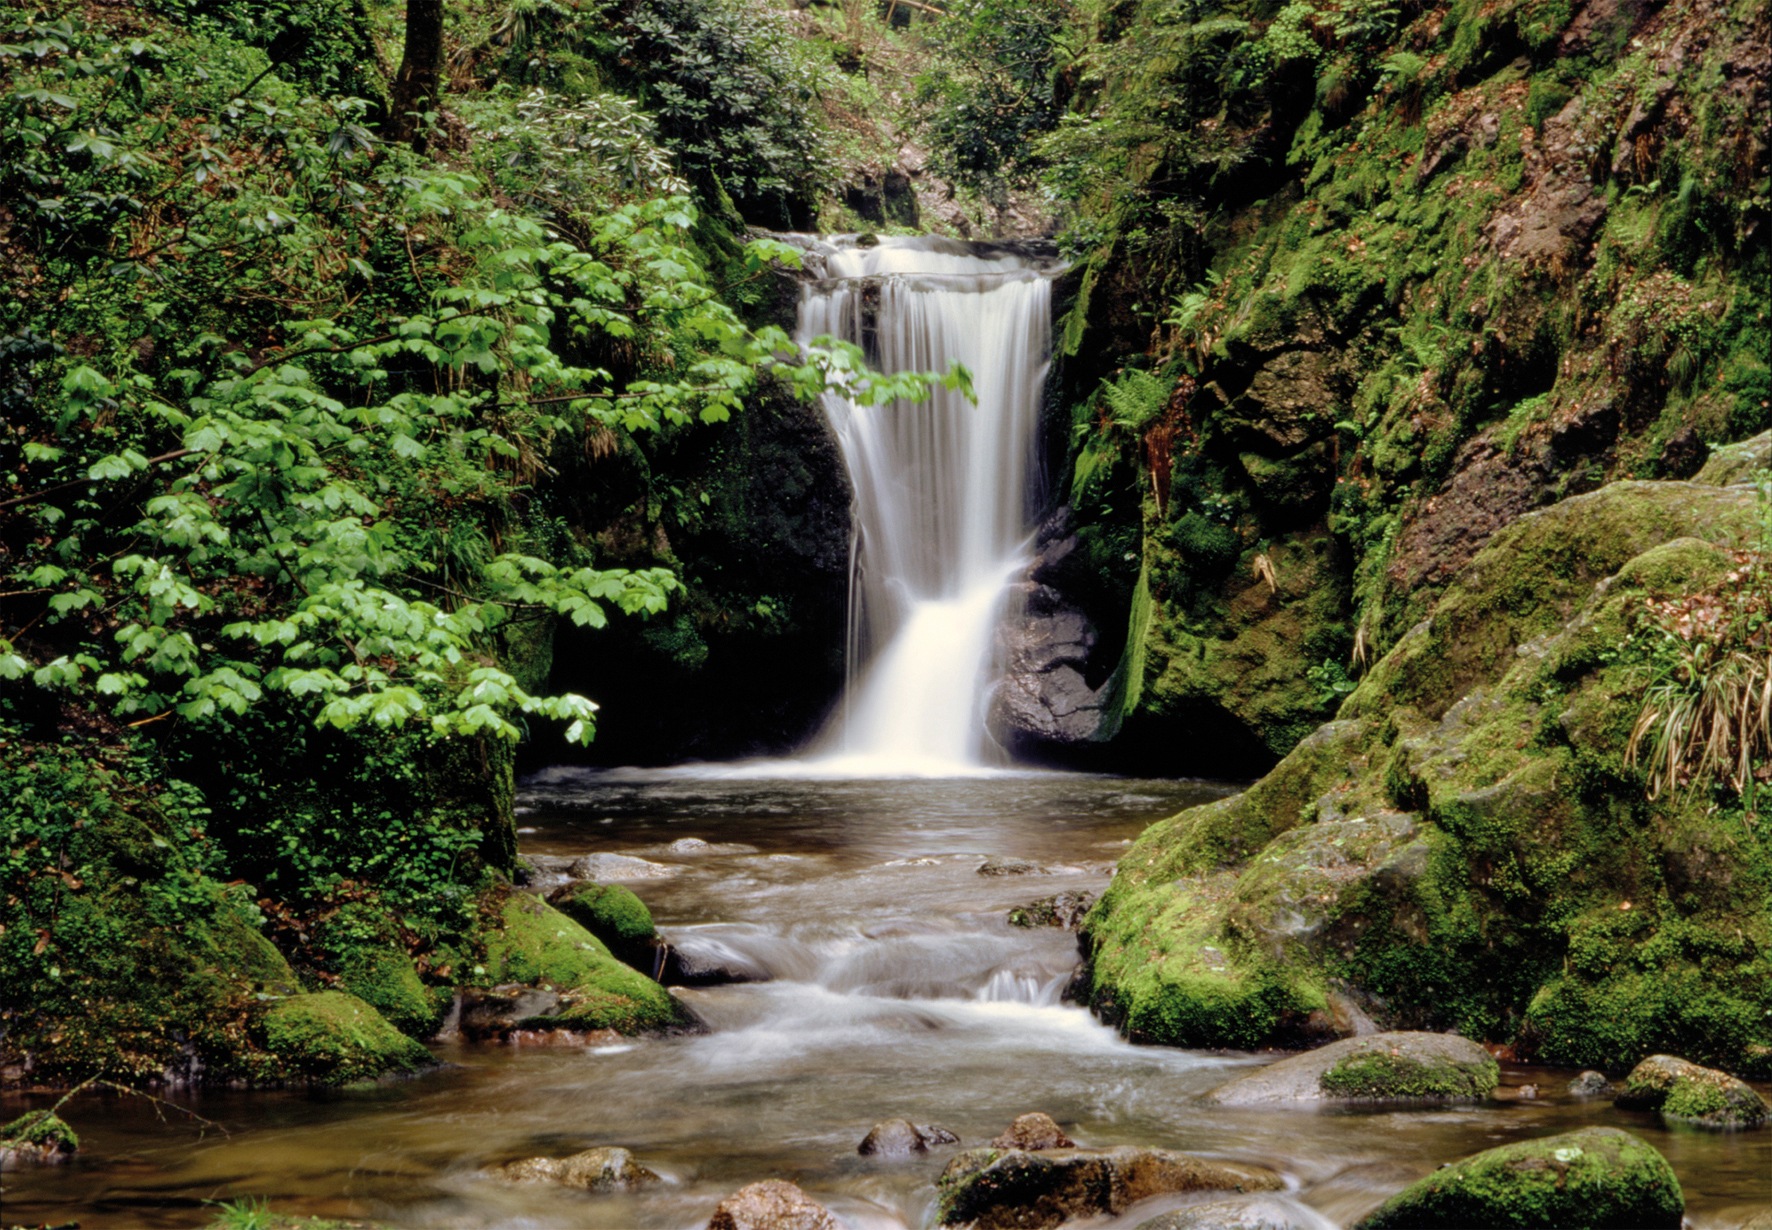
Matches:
[[388, 0, 445, 149]]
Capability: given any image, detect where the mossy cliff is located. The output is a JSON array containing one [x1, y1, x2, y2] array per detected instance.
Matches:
[[1082, 476, 1772, 1074], [1023, 0, 1771, 772]]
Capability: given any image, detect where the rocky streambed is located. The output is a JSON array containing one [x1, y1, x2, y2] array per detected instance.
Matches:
[[3, 770, 1769, 1228]]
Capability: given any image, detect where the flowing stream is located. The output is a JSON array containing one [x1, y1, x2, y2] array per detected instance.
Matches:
[[794, 236, 1059, 775], [4, 771, 1769, 1228]]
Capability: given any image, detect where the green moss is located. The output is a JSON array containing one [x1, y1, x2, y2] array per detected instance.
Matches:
[[549, 882, 656, 945], [1320, 1048, 1498, 1100], [336, 948, 448, 1039], [484, 895, 684, 1034], [1353, 1128, 1683, 1230], [1, 1109, 78, 1154], [256, 992, 433, 1085]]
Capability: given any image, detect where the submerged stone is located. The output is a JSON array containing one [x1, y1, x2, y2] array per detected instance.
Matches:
[[1204, 1032, 1498, 1105], [491, 1145, 658, 1191], [1350, 1127, 1683, 1229], [1567, 1069, 1612, 1097], [937, 1145, 1282, 1230], [858, 1118, 959, 1157], [1615, 1055, 1769, 1129], [707, 1179, 841, 1230]]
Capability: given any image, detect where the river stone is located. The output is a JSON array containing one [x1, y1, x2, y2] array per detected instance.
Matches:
[[1568, 1069, 1611, 1097], [1135, 1194, 1338, 1230], [1007, 891, 1096, 930], [570, 852, 678, 881], [990, 1112, 1074, 1150], [1350, 1127, 1683, 1229], [491, 1146, 659, 1191], [937, 1145, 1282, 1230], [1204, 1031, 1498, 1105], [1615, 1054, 1769, 1128], [707, 1179, 841, 1230], [978, 856, 1044, 876], [858, 1118, 959, 1157]]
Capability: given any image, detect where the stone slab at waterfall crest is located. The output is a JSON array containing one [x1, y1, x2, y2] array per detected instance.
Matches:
[[794, 237, 1058, 774]]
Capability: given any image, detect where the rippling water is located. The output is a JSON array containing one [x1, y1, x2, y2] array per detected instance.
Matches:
[[5, 771, 1769, 1228]]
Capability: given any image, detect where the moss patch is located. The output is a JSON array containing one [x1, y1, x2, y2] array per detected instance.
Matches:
[[482, 895, 684, 1034], [255, 992, 433, 1085], [1320, 1047, 1498, 1100]]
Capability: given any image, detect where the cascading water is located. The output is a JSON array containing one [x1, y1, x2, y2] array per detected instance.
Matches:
[[795, 237, 1059, 775]]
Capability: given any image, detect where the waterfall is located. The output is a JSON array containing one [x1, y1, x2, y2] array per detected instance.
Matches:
[[795, 237, 1057, 775]]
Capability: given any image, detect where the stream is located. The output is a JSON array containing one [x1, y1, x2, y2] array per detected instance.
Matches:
[[4, 768, 1769, 1228]]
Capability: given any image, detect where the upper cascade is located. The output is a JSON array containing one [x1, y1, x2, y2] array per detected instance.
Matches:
[[790, 235, 1060, 776]]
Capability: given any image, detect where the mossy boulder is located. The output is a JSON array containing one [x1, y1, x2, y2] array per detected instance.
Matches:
[[1084, 481, 1772, 1069], [335, 947, 448, 1040], [255, 992, 434, 1085], [1205, 1032, 1498, 1105], [546, 880, 658, 971], [1350, 1127, 1683, 1230], [0, 1109, 78, 1166], [481, 894, 686, 1034], [936, 1145, 1283, 1230], [1615, 1055, 1769, 1129]]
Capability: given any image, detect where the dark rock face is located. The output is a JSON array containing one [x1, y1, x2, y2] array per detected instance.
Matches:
[[458, 986, 563, 1040], [937, 1145, 1282, 1230], [1657, 425, 1710, 478], [491, 1146, 659, 1191], [1350, 1127, 1684, 1230], [1204, 1032, 1499, 1105], [707, 1179, 841, 1230], [857, 1118, 959, 1158], [990, 1112, 1075, 1150], [1615, 1055, 1769, 1128]]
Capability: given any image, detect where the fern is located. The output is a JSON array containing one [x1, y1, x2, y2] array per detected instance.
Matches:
[[1101, 368, 1171, 432]]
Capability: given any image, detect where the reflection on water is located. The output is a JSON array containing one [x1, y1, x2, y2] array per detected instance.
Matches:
[[4, 771, 1769, 1228]]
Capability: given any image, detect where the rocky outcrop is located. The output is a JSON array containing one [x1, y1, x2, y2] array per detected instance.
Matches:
[[491, 1146, 659, 1191], [937, 1145, 1282, 1230], [1350, 1128, 1683, 1230], [1083, 481, 1772, 1071], [708, 1179, 842, 1230], [1616, 1055, 1770, 1129], [858, 1119, 959, 1157], [1204, 1032, 1497, 1105]]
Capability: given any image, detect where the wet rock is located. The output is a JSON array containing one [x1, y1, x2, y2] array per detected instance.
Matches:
[[660, 936, 773, 987], [569, 852, 678, 881], [978, 857, 1044, 877], [1350, 1127, 1683, 1229], [708, 1179, 841, 1230], [937, 1145, 1282, 1230], [0, 1111, 78, 1168], [1615, 1055, 1769, 1128], [990, 1112, 1074, 1150], [459, 985, 563, 1039], [1135, 1194, 1337, 1230], [1568, 1069, 1612, 1097], [505, 1027, 621, 1047], [492, 1145, 659, 1191], [1204, 1032, 1498, 1105], [857, 1118, 959, 1157], [1007, 891, 1096, 930]]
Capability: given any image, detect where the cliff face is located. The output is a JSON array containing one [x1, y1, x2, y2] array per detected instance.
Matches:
[[1003, 0, 1770, 771]]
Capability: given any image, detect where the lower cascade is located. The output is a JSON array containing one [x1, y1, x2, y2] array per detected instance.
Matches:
[[793, 236, 1059, 774]]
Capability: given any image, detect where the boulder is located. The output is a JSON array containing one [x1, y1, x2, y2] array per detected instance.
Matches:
[[0, 1111, 78, 1168], [990, 1112, 1074, 1150], [1615, 1055, 1769, 1128], [1008, 891, 1095, 930], [1205, 1032, 1498, 1105], [857, 1118, 959, 1157], [978, 856, 1045, 877], [1135, 1194, 1337, 1230], [569, 852, 679, 881], [491, 1146, 658, 1191], [547, 880, 659, 971], [254, 991, 434, 1084], [1350, 1127, 1683, 1229], [708, 1179, 841, 1230], [938, 1146, 1282, 1230], [1567, 1069, 1611, 1097]]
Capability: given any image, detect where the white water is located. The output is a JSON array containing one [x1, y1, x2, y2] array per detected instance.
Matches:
[[795, 237, 1057, 775]]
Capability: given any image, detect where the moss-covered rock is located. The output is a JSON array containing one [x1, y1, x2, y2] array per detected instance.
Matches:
[[0, 1109, 78, 1166], [1084, 480, 1772, 1069], [255, 992, 433, 1085], [480, 894, 686, 1034], [1615, 1055, 1770, 1129], [334, 948, 449, 1040], [546, 880, 658, 971], [1205, 1031, 1498, 1105], [1351, 1127, 1683, 1230]]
